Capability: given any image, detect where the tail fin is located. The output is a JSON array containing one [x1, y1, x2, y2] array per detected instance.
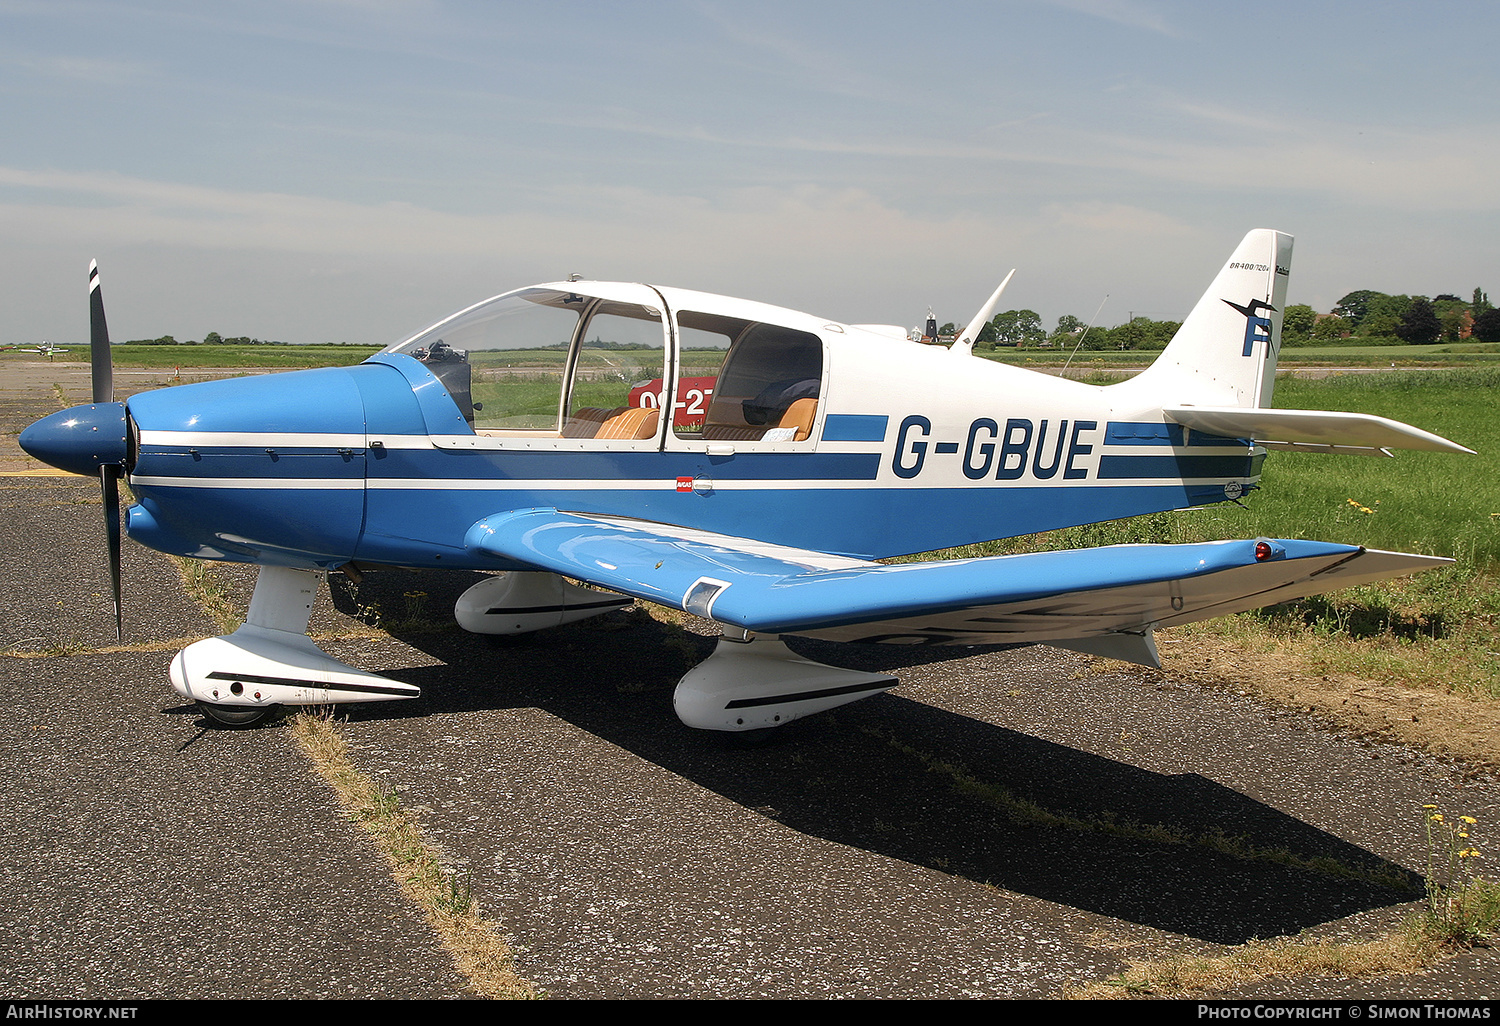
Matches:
[[1119, 229, 1292, 409], [1116, 230, 1472, 456]]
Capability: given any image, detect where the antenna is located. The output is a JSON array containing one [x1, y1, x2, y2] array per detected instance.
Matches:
[[951, 270, 1016, 357], [1060, 294, 1110, 376]]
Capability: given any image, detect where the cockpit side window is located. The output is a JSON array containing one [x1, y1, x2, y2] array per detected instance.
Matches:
[[671, 311, 744, 439], [562, 301, 667, 439]]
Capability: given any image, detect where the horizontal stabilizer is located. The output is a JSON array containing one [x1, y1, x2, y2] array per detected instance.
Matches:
[[465, 509, 1450, 655], [1165, 405, 1474, 455]]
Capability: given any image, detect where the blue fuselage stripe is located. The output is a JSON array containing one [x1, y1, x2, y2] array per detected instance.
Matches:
[[369, 449, 883, 482], [1103, 422, 1252, 448], [137, 447, 362, 479], [1187, 432, 1253, 447], [1105, 422, 1185, 446], [137, 446, 883, 482], [1097, 454, 1261, 480], [821, 414, 889, 442]]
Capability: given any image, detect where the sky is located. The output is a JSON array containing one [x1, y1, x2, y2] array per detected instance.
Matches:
[[1, 0, 1496, 345]]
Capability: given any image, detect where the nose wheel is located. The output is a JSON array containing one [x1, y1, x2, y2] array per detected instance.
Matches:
[[196, 701, 277, 728], [171, 567, 420, 727]]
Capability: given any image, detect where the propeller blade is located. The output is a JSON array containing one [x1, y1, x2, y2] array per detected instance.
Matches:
[[89, 260, 114, 404], [101, 465, 123, 641], [91, 261, 123, 639]]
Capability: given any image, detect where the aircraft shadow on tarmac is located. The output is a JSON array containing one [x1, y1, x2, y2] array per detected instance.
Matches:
[[324, 567, 1421, 946]]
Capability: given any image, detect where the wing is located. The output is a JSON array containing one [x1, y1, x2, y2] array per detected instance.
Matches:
[[464, 509, 1449, 667]]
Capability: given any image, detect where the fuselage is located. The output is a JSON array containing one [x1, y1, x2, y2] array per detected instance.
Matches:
[[105, 281, 1260, 571]]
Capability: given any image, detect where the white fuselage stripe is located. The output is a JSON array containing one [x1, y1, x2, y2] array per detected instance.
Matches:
[[130, 476, 365, 490], [139, 431, 369, 448]]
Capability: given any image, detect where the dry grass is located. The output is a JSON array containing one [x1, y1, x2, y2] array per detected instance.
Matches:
[[1070, 854, 1497, 999], [636, 599, 691, 627], [1088, 626, 1500, 778], [289, 710, 540, 1000], [4, 635, 217, 657], [1067, 932, 1435, 999]]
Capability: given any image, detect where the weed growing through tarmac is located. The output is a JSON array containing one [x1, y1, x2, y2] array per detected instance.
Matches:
[[400, 589, 428, 625], [438, 867, 476, 919], [171, 557, 242, 632], [289, 708, 539, 1000], [1412, 805, 1500, 949]]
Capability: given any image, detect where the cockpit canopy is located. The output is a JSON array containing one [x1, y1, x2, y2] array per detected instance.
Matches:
[[382, 284, 825, 443]]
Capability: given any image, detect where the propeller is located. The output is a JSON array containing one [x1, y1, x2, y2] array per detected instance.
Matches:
[[90, 260, 124, 641], [17, 262, 131, 640]]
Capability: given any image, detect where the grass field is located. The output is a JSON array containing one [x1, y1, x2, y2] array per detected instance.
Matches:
[[978, 368, 1499, 564], [1257, 370, 1498, 563]]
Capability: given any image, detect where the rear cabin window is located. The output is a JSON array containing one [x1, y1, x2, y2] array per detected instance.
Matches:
[[673, 312, 823, 443]]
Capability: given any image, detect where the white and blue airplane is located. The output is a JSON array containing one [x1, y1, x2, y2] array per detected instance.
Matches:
[[20, 231, 1472, 729], [15, 341, 70, 358]]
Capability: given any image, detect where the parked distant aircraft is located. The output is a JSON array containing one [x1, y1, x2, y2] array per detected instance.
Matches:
[[20, 234, 1470, 729]]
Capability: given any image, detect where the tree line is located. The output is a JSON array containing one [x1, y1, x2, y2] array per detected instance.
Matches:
[[1283, 288, 1497, 345], [938, 310, 1182, 352], [936, 285, 1496, 353]]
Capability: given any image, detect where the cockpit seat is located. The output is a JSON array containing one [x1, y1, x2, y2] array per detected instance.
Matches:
[[562, 407, 620, 438], [701, 398, 817, 442], [596, 406, 660, 440], [561, 405, 660, 440], [700, 422, 761, 441], [743, 378, 819, 426], [776, 397, 817, 441]]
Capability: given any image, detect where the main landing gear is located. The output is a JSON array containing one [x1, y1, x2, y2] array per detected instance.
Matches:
[[173, 568, 901, 733], [455, 574, 900, 731]]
